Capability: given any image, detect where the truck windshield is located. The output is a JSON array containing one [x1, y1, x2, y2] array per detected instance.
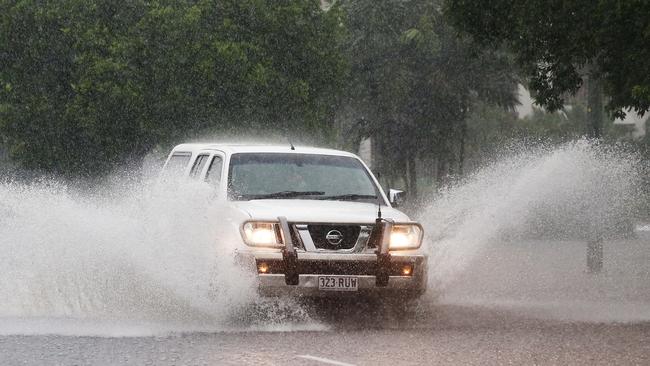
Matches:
[[228, 153, 382, 204]]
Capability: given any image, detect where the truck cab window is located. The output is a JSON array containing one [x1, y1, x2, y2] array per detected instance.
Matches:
[[163, 152, 191, 176], [189, 154, 209, 178], [205, 155, 223, 185]]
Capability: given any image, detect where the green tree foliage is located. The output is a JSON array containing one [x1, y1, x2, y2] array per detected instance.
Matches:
[[0, 0, 345, 176], [444, 0, 650, 119], [339, 0, 518, 195]]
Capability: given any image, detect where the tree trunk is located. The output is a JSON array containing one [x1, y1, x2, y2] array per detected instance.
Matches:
[[587, 238, 604, 273], [458, 119, 467, 177], [586, 74, 603, 138], [586, 71, 604, 272], [371, 134, 383, 178], [407, 155, 417, 200], [436, 155, 448, 188]]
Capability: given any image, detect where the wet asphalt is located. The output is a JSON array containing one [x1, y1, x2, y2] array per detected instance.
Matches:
[[2, 300, 649, 366]]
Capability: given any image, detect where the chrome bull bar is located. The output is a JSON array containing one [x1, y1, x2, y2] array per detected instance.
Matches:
[[374, 217, 392, 287], [278, 216, 299, 285], [277, 216, 394, 287]]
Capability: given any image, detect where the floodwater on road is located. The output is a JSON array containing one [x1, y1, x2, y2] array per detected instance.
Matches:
[[1, 301, 649, 366]]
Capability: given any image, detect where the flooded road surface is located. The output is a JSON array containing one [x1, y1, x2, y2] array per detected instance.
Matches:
[[2, 302, 649, 366]]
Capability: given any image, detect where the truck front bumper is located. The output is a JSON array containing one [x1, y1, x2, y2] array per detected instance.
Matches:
[[240, 251, 428, 298]]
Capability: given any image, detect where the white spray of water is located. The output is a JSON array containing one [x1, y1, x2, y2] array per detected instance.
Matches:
[[0, 177, 263, 335], [419, 140, 649, 321]]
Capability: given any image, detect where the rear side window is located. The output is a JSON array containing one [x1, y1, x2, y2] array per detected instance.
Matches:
[[190, 154, 209, 178], [164, 152, 191, 176], [205, 155, 223, 185]]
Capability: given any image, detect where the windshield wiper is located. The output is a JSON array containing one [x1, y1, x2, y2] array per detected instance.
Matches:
[[315, 194, 378, 201], [241, 191, 325, 200]]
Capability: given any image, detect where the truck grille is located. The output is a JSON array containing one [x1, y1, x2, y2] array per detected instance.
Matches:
[[307, 224, 361, 250]]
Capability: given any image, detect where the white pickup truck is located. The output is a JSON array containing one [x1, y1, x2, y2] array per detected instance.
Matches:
[[162, 143, 428, 299]]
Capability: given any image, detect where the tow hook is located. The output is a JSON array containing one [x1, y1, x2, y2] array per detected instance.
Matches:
[[278, 216, 299, 285], [374, 218, 393, 287]]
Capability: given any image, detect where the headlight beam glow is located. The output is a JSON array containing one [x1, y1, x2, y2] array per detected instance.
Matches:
[[242, 222, 283, 247], [388, 224, 423, 250]]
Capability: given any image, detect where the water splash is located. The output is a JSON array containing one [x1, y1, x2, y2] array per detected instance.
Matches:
[[0, 177, 261, 335], [419, 140, 649, 321]]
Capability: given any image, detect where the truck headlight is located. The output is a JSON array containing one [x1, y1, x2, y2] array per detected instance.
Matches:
[[241, 221, 284, 247], [389, 224, 423, 250]]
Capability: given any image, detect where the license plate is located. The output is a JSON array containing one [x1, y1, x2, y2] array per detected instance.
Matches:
[[318, 276, 358, 291]]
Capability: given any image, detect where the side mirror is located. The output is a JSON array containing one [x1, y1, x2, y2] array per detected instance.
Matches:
[[388, 189, 405, 207]]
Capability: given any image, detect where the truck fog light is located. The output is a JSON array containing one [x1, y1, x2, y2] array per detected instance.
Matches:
[[401, 264, 413, 276], [257, 262, 269, 274]]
